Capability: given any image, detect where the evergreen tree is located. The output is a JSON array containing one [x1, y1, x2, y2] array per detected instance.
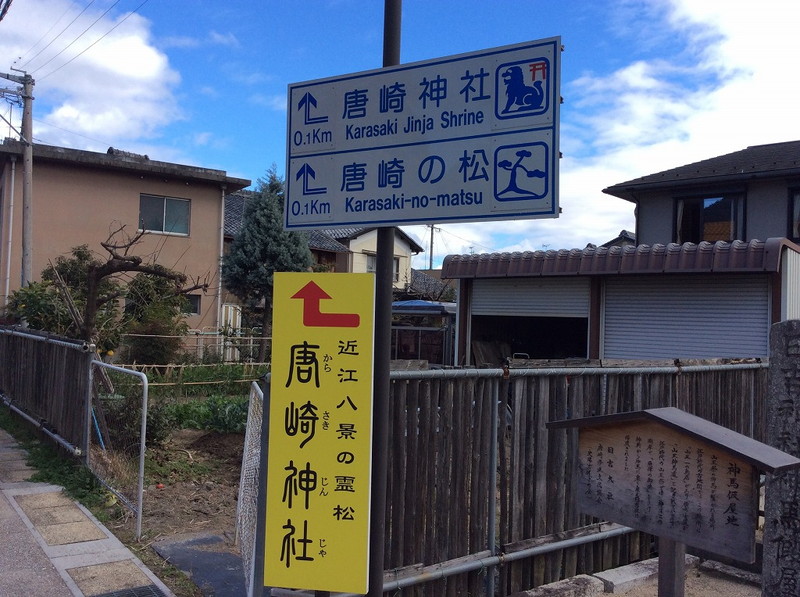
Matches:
[[221, 169, 312, 360]]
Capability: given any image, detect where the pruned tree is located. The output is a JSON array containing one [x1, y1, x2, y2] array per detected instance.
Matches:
[[221, 169, 312, 361], [81, 225, 207, 346], [7, 225, 208, 357]]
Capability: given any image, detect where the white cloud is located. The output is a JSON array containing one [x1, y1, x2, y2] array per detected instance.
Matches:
[[415, 0, 800, 267], [0, 0, 181, 147], [158, 35, 201, 50], [209, 30, 239, 48], [249, 93, 287, 111], [545, 0, 800, 254]]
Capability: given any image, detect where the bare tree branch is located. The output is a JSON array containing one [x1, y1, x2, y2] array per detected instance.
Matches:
[[78, 225, 210, 342]]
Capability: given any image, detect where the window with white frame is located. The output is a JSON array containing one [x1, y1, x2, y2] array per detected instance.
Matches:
[[365, 254, 400, 281], [139, 194, 190, 235]]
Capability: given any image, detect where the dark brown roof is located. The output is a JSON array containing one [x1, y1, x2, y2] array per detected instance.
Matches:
[[441, 238, 798, 279], [224, 190, 256, 237], [224, 192, 349, 252], [1, 140, 251, 190], [603, 140, 800, 202], [307, 230, 350, 253], [324, 226, 426, 254]]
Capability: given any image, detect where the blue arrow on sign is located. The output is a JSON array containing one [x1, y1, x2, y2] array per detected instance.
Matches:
[[296, 163, 327, 195], [298, 92, 329, 125]]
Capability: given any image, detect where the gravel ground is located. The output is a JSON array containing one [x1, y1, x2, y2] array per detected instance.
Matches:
[[621, 566, 761, 597]]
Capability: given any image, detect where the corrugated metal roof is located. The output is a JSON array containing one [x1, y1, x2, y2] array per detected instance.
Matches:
[[441, 238, 797, 279], [603, 140, 800, 201]]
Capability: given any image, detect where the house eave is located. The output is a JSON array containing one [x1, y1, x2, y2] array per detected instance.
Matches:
[[0, 139, 251, 191], [603, 168, 800, 203]]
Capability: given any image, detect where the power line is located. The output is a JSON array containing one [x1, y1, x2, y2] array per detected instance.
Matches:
[[436, 226, 496, 253], [38, 0, 151, 82], [0, 109, 21, 138], [18, 0, 98, 71], [14, 0, 78, 66], [30, 0, 122, 76], [31, 115, 114, 147]]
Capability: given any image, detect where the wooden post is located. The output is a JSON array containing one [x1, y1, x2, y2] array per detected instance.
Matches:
[[657, 537, 685, 597]]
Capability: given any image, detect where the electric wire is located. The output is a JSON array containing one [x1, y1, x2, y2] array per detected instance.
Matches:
[[32, 116, 114, 147], [0, 109, 21, 138], [13, 0, 78, 67], [38, 0, 150, 82], [18, 0, 98, 71], [30, 0, 123, 76], [437, 226, 496, 253]]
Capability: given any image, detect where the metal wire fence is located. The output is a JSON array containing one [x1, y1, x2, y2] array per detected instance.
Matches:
[[88, 361, 149, 539]]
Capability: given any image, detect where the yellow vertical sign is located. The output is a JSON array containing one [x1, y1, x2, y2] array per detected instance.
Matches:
[[265, 272, 375, 594]]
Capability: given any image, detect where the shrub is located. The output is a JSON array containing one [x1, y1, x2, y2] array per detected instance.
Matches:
[[166, 395, 249, 434], [99, 394, 176, 454]]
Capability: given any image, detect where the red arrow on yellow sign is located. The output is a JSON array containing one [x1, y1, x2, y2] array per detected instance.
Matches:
[[291, 281, 360, 328]]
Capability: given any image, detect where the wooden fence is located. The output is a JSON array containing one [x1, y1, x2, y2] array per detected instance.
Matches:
[[0, 327, 93, 454], [0, 328, 770, 595], [379, 363, 768, 595]]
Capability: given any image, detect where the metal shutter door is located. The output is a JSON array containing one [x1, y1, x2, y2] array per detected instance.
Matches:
[[472, 278, 590, 317], [603, 275, 769, 359]]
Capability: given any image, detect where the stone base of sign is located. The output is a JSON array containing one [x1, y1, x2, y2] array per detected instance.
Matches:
[[699, 560, 761, 587], [509, 574, 604, 597], [597, 555, 699, 593], [511, 555, 701, 596]]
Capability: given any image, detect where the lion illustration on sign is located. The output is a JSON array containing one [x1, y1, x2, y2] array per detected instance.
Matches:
[[500, 65, 544, 114]]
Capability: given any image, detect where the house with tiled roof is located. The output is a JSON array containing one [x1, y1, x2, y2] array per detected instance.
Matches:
[[442, 141, 800, 365], [321, 227, 424, 290], [0, 140, 250, 331], [223, 191, 351, 273]]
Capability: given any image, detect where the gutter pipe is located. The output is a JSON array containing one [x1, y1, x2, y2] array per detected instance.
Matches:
[[3, 155, 15, 307]]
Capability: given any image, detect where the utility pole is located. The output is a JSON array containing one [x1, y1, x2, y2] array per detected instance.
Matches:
[[0, 69, 34, 287], [428, 224, 436, 270]]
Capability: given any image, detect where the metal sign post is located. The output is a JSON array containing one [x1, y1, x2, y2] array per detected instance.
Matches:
[[368, 5, 401, 596]]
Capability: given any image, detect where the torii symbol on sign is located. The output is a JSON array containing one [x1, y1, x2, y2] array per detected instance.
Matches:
[[291, 281, 360, 328]]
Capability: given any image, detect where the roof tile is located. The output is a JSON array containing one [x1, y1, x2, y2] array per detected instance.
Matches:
[[441, 238, 797, 279]]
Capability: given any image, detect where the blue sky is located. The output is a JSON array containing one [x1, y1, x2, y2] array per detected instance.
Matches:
[[2, 0, 800, 267]]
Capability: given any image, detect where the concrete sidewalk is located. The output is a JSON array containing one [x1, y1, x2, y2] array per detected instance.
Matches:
[[0, 428, 174, 597]]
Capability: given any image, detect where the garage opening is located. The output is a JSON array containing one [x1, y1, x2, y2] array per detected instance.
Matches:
[[470, 315, 588, 365]]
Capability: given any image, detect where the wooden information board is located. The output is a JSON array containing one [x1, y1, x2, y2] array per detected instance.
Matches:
[[550, 406, 800, 569], [576, 420, 757, 562]]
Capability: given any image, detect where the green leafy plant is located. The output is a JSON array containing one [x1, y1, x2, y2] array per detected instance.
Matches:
[[100, 394, 177, 455], [0, 407, 106, 510], [166, 395, 249, 433], [6, 281, 73, 334]]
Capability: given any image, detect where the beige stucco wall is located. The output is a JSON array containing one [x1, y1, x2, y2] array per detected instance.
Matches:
[[0, 159, 226, 330], [347, 229, 414, 289]]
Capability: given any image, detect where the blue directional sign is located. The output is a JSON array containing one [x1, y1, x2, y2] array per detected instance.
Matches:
[[285, 37, 560, 229]]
